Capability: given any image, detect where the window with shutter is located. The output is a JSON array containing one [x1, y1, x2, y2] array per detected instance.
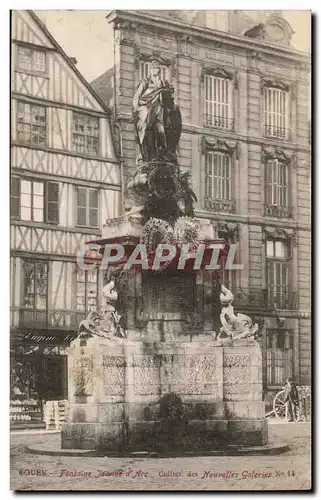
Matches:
[[10, 178, 59, 224], [266, 240, 291, 309], [265, 159, 291, 218], [76, 186, 99, 228], [266, 330, 293, 386], [263, 86, 289, 139], [11, 177, 20, 219], [204, 75, 233, 129], [46, 182, 59, 224]]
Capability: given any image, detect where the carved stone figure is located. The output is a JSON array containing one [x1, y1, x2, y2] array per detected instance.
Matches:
[[217, 284, 259, 341], [133, 60, 182, 164], [77, 275, 126, 340]]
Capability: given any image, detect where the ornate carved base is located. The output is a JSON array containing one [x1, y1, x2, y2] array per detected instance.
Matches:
[[61, 338, 267, 451]]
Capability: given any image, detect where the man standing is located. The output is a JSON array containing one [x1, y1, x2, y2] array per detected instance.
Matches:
[[284, 377, 299, 422]]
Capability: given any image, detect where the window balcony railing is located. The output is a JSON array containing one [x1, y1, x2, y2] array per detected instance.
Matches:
[[266, 291, 298, 311], [204, 198, 235, 213], [205, 115, 234, 130], [10, 307, 88, 330], [264, 125, 291, 140], [231, 289, 297, 311], [232, 289, 268, 309], [265, 204, 293, 219]]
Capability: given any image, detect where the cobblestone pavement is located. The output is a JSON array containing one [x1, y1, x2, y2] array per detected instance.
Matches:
[[10, 421, 311, 491]]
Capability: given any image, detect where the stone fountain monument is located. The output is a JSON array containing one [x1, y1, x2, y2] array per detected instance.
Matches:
[[61, 61, 267, 452]]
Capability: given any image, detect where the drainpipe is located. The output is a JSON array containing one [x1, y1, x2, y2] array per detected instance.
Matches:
[[113, 24, 125, 215]]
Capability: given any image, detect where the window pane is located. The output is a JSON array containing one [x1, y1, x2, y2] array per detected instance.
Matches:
[[33, 182, 44, 195], [17, 46, 32, 71], [266, 241, 274, 257], [33, 208, 44, 222], [77, 207, 87, 226], [32, 51, 46, 72], [21, 180, 31, 194], [17, 102, 46, 145], [89, 208, 98, 227], [36, 294, 47, 309], [89, 189, 98, 209], [72, 113, 100, 155], [24, 295, 35, 308], [275, 241, 285, 258], [33, 195, 43, 209], [77, 268, 86, 282], [21, 193, 31, 207], [77, 188, 87, 207], [21, 206, 31, 221], [35, 278, 47, 295], [36, 263, 48, 278]]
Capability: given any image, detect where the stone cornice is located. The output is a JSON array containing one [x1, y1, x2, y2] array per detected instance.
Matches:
[[194, 210, 311, 233], [261, 77, 290, 93], [106, 10, 311, 65], [115, 113, 311, 154], [201, 136, 238, 156], [262, 226, 296, 246], [200, 65, 238, 89], [261, 146, 296, 164], [134, 48, 176, 75]]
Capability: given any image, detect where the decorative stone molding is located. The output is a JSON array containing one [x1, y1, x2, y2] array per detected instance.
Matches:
[[277, 316, 286, 328], [135, 49, 176, 76], [114, 20, 136, 46], [200, 65, 238, 89], [103, 355, 125, 396], [247, 50, 262, 60], [261, 77, 290, 93], [244, 15, 293, 47], [264, 15, 294, 47], [215, 221, 240, 241], [262, 226, 296, 247], [177, 33, 193, 44], [201, 136, 238, 156], [72, 356, 93, 396], [261, 146, 295, 164], [204, 198, 235, 214]]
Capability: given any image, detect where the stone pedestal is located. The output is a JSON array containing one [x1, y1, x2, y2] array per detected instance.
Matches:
[[61, 337, 267, 451]]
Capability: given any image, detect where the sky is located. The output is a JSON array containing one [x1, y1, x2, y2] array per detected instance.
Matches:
[[34, 10, 311, 84]]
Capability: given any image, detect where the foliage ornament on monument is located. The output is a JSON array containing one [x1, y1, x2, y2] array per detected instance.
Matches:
[[139, 216, 200, 271], [130, 59, 197, 224]]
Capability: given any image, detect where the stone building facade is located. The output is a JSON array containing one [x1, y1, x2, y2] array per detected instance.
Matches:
[[91, 10, 311, 398]]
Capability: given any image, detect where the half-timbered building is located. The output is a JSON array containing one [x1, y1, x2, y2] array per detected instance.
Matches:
[[10, 10, 120, 427]]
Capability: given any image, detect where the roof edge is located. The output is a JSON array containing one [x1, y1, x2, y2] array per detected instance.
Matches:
[[106, 9, 310, 64], [28, 10, 112, 116]]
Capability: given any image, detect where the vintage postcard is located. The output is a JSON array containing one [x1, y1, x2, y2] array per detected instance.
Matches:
[[10, 9, 311, 491]]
